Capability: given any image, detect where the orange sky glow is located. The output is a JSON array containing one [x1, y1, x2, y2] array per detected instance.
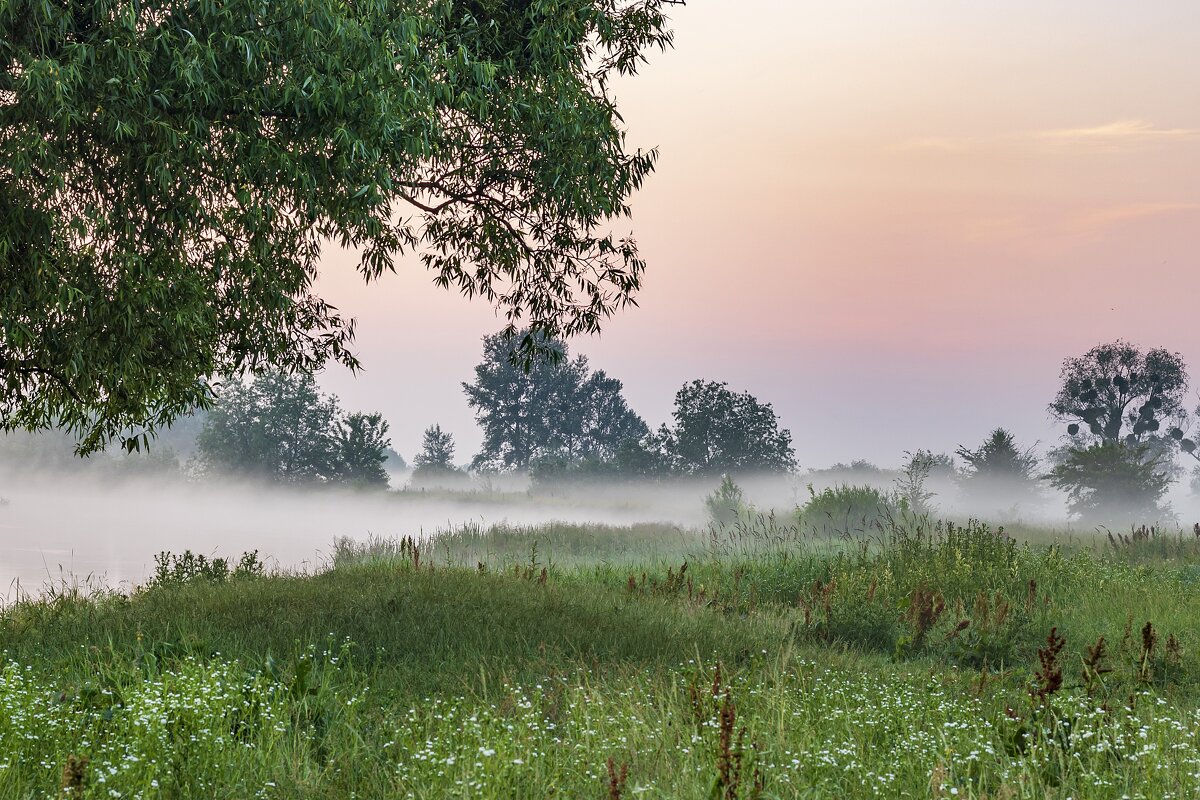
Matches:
[[314, 1, 1200, 467]]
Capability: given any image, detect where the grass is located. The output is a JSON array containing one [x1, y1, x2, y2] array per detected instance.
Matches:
[[3, 515, 1200, 797]]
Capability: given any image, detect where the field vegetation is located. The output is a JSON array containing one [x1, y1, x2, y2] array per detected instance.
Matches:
[[3, 513, 1200, 798]]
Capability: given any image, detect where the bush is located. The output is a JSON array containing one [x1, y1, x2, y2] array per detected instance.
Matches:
[[798, 484, 896, 536], [705, 474, 752, 525]]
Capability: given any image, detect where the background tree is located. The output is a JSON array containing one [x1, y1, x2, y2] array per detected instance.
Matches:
[[0, 0, 677, 453], [384, 448, 407, 474], [657, 380, 796, 476], [333, 413, 391, 488], [1046, 441, 1171, 524], [956, 428, 1042, 505], [894, 450, 939, 515], [412, 425, 458, 473], [464, 332, 647, 472], [1048, 341, 1187, 516], [195, 372, 390, 486], [410, 424, 468, 488], [1051, 341, 1188, 451]]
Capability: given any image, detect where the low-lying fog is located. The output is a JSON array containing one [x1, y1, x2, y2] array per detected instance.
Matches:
[[3, 463, 1198, 599], [0, 469, 714, 595]]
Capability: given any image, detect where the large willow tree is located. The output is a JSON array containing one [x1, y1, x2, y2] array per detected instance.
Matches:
[[0, 0, 678, 452]]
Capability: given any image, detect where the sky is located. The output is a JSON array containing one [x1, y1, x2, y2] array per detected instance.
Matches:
[[313, 1, 1200, 470]]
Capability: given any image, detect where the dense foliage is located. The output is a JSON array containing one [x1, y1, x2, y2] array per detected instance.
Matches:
[[409, 423, 468, 487], [464, 332, 647, 472], [1051, 340, 1187, 450], [655, 379, 796, 476], [1046, 440, 1172, 523], [0, 0, 676, 453], [798, 483, 896, 536], [195, 372, 390, 486]]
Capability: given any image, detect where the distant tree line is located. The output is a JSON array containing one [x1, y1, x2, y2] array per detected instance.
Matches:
[[21, 331, 1200, 526], [456, 331, 796, 484], [174, 328, 797, 490]]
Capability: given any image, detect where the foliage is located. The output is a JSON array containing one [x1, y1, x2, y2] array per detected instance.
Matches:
[[528, 454, 612, 485], [147, 549, 264, 588], [0, 429, 184, 478], [384, 447, 407, 473], [464, 331, 647, 472], [807, 460, 889, 479], [413, 424, 457, 472], [0, 0, 678, 453], [410, 424, 469, 488], [893, 450, 948, 515], [956, 428, 1042, 505], [1051, 341, 1188, 454], [1046, 441, 1172, 524], [704, 474, 751, 526], [194, 372, 391, 486], [798, 483, 896, 536], [656, 380, 796, 476], [332, 412, 392, 488]]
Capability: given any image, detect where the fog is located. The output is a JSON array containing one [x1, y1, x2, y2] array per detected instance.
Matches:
[[6, 453, 1200, 599], [0, 468, 717, 596]]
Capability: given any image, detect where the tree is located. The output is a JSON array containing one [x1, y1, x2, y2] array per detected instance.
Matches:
[[1046, 441, 1171, 524], [894, 450, 939, 516], [1048, 341, 1188, 517], [333, 413, 391, 488], [658, 380, 796, 476], [956, 428, 1042, 505], [194, 372, 390, 486], [464, 332, 647, 472], [410, 424, 467, 488], [1050, 341, 1188, 451], [384, 448, 407, 473], [413, 425, 457, 472], [0, 0, 678, 453]]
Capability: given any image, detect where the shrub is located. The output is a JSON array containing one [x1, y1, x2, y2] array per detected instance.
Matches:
[[797, 484, 896, 536], [705, 474, 752, 526]]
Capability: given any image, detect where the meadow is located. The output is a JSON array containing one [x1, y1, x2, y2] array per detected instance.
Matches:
[[2, 512, 1200, 798]]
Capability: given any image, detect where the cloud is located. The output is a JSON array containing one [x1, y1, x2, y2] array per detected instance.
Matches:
[[1035, 120, 1200, 151], [897, 120, 1200, 154], [1070, 202, 1200, 230]]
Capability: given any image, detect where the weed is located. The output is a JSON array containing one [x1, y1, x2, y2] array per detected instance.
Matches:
[[147, 549, 263, 588], [1031, 627, 1065, 706], [605, 756, 629, 799]]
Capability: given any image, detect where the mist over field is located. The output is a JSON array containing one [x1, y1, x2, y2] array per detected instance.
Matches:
[[0, 467, 707, 594], [13, 449, 1200, 598]]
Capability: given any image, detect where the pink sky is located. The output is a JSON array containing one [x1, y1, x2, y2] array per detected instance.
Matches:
[[314, 1, 1200, 468]]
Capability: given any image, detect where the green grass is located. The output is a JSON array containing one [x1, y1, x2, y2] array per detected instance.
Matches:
[[3, 516, 1200, 797]]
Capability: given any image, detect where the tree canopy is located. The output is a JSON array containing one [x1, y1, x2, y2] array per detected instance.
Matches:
[[464, 331, 647, 472], [412, 424, 457, 473], [194, 371, 390, 486], [1046, 441, 1171, 524], [409, 423, 469, 488], [0, 0, 677, 453], [657, 380, 795, 476], [1050, 341, 1188, 450]]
